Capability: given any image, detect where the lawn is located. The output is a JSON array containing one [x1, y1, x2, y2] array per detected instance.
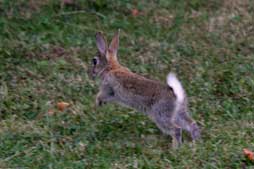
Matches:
[[0, 0, 254, 168]]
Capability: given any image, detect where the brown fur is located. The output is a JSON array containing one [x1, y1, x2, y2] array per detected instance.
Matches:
[[88, 31, 200, 148]]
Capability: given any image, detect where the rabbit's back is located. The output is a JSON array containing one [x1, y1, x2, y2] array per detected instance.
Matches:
[[105, 69, 176, 112]]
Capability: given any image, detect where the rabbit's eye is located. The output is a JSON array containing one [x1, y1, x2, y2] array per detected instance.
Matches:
[[92, 58, 98, 65]]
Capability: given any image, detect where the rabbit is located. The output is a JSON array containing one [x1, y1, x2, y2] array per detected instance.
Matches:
[[88, 30, 200, 148]]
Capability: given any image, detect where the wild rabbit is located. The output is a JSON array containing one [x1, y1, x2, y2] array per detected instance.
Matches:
[[88, 30, 200, 147]]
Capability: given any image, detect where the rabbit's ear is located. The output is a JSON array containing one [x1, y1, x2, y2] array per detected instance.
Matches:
[[107, 30, 120, 61], [96, 32, 107, 55]]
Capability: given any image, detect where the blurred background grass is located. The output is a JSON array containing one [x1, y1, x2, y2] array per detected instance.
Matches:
[[0, 0, 254, 168]]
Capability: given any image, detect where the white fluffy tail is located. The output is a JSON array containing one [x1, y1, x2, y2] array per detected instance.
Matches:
[[167, 73, 185, 103]]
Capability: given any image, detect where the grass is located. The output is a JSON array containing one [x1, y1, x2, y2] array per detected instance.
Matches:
[[0, 0, 254, 168]]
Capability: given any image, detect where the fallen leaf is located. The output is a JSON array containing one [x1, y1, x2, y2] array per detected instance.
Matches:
[[243, 148, 254, 161], [57, 102, 70, 111], [131, 9, 139, 17]]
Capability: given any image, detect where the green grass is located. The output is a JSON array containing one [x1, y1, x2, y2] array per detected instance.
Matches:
[[0, 0, 254, 168]]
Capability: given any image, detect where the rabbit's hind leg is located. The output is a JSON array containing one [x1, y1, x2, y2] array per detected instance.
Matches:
[[175, 111, 200, 141], [189, 122, 200, 141], [170, 127, 182, 148], [153, 120, 182, 148]]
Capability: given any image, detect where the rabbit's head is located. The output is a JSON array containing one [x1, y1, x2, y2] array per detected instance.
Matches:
[[88, 31, 120, 79]]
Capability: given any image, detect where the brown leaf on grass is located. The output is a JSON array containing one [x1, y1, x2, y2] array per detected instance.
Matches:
[[57, 102, 70, 111], [131, 9, 139, 17], [243, 148, 254, 161]]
